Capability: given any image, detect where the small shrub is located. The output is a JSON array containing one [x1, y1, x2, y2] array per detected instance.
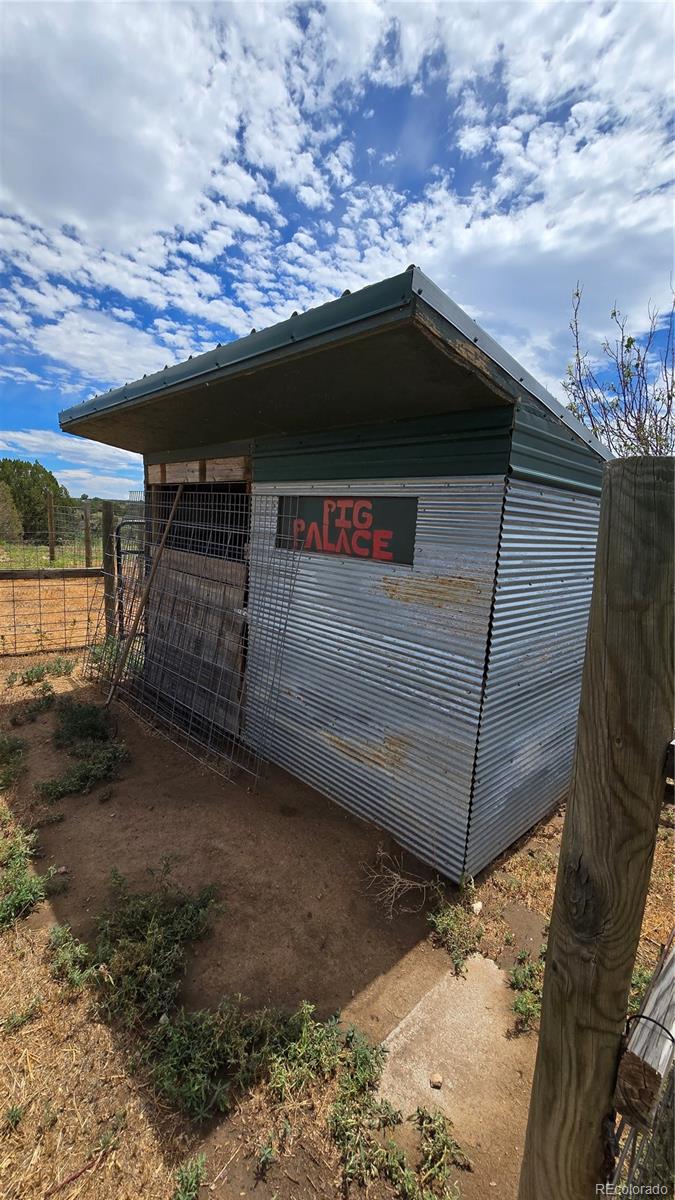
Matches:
[[172, 1153, 206, 1200], [47, 925, 92, 990], [428, 901, 483, 975], [140, 1000, 294, 1120], [4, 1104, 24, 1130], [0, 822, 52, 929], [256, 1135, 277, 1180], [35, 741, 128, 802], [0, 735, 25, 791], [509, 946, 546, 1032], [53, 697, 112, 747], [5, 672, 18, 688], [414, 1105, 472, 1182], [94, 871, 216, 1026], [20, 664, 48, 686], [46, 657, 75, 678], [1, 996, 42, 1035]]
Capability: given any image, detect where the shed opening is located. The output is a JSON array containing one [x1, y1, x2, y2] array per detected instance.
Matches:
[[87, 483, 300, 782]]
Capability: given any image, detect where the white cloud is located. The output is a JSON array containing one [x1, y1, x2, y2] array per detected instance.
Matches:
[[54, 469, 143, 498], [0, 428, 142, 471], [0, 0, 670, 413]]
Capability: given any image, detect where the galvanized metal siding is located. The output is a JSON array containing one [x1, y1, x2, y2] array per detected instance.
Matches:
[[464, 480, 600, 876], [247, 477, 505, 879], [254, 410, 513, 483], [510, 397, 605, 494]]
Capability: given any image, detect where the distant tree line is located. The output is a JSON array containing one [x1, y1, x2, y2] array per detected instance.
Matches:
[[0, 458, 72, 539]]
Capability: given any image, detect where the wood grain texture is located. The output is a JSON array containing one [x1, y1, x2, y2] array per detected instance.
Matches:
[[101, 501, 115, 638], [518, 457, 675, 1200], [614, 933, 675, 1129], [146, 457, 250, 485]]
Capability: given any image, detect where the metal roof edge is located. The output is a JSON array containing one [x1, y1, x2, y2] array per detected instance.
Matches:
[[410, 267, 612, 462], [59, 269, 416, 429]]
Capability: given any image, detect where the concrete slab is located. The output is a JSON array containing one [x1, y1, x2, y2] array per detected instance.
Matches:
[[378, 954, 537, 1200]]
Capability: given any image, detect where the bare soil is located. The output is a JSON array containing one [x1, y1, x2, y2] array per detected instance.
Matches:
[[1, 656, 672, 1200]]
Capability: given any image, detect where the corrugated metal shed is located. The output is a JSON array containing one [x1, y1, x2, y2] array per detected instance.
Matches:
[[56, 266, 611, 882]]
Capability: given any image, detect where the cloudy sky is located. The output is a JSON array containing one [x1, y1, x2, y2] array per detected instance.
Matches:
[[0, 0, 672, 497]]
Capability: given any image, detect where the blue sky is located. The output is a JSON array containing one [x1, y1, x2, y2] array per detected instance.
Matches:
[[0, 1, 672, 496]]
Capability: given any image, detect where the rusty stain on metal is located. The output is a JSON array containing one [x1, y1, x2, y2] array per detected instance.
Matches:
[[324, 731, 410, 772], [380, 574, 481, 608]]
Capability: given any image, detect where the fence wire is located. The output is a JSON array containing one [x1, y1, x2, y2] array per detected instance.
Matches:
[[84, 484, 299, 785], [0, 499, 141, 656]]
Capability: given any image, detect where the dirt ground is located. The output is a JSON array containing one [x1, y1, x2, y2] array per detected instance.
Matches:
[[1, 655, 672, 1200], [0, 576, 103, 655]]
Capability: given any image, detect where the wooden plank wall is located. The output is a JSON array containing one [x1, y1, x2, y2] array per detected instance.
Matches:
[[146, 456, 250, 485]]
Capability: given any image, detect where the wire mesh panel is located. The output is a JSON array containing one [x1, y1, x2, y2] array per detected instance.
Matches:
[[0, 497, 142, 655], [84, 485, 299, 784]]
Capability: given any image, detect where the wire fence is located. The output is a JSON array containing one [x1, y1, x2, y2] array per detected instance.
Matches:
[[0, 497, 141, 655], [84, 484, 300, 785]]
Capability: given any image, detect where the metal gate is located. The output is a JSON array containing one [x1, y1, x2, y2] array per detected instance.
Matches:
[[86, 484, 299, 783]]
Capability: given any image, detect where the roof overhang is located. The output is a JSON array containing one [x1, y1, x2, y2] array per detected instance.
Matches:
[[59, 267, 611, 462]]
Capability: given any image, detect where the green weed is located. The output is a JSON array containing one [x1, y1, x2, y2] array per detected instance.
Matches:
[[94, 870, 216, 1027], [0, 819, 53, 929], [256, 1135, 277, 1180], [47, 925, 92, 991], [628, 965, 653, 1016], [35, 741, 128, 802], [0, 735, 25, 792], [53, 696, 112, 747], [5, 672, 18, 688], [508, 946, 546, 1032], [1, 996, 42, 1035], [172, 1153, 206, 1200], [4, 1104, 24, 1130], [20, 664, 48, 685], [46, 657, 75, 678], [428, 901, 483, 975]]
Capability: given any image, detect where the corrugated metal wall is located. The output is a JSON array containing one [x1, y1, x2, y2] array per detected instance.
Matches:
[[247, 477, 504, 879], [464, 479, 601, 877]]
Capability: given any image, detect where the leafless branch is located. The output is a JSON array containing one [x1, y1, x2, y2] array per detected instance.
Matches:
[[362, 845, 442, 920], [562, 285, 674, 456]]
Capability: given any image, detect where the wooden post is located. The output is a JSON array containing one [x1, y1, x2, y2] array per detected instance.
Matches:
[[101, 501, 115, 639], [83, 501, 92, 568], [518, 456, 674, 1200], [47, 493, 56, 563]]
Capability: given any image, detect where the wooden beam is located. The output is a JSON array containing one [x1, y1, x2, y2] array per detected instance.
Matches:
[[614, 932, 675, 1129], [146, 456, 250, 485], [101, 501, 115, 639], [518, 456, 675, 1199], [47, 493, 56, 563], [0, 568, 103, 581], [83, 500, 92, 568]]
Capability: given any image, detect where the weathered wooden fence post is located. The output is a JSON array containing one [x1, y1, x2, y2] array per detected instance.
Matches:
[[47, 493, 56, 563], [101, 500, 115, 638], [83, 500, 92, 568], [518, 456, 674, 1200]]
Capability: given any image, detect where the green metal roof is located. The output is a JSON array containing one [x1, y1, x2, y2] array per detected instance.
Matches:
[[59, 266, 611, 462]]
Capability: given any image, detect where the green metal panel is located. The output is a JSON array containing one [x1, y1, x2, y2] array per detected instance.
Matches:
[[253, 409, 513, 482], [510, 398, 605, 495]]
